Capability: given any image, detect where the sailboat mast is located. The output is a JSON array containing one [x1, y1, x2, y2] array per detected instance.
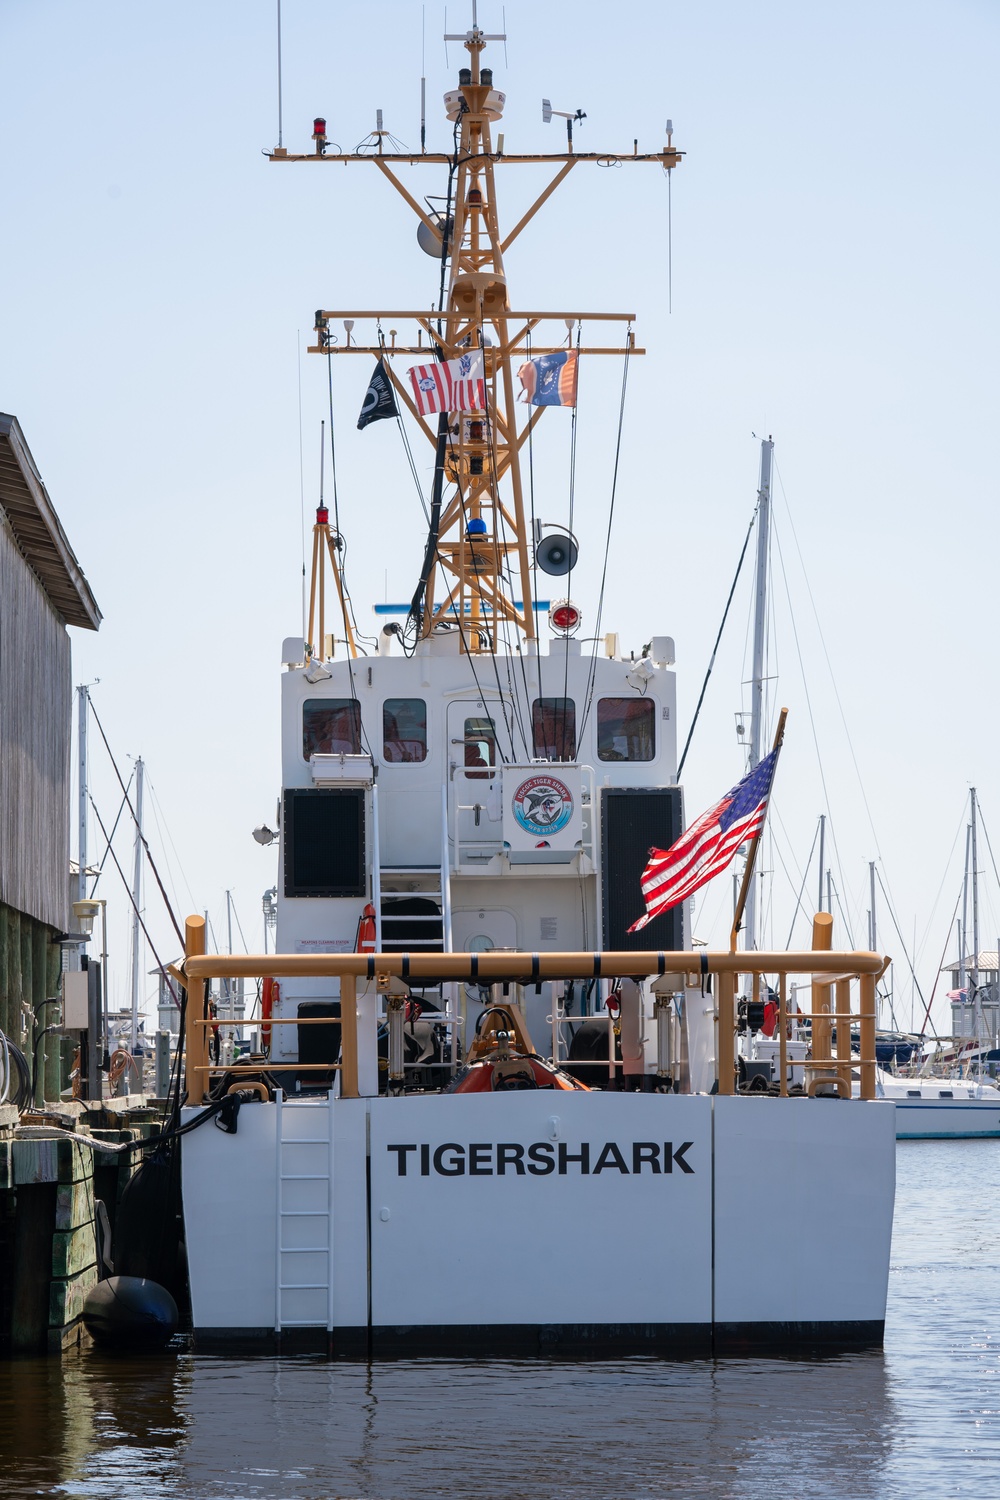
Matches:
[[129, 756, 144, 1054], [971, 787, 981, 1050], [743, 438, 772, 951], [77, 685, 89, 905]]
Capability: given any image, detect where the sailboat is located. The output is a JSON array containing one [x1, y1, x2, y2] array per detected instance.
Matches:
[[173, 12, 896, 1356], [873, 788, 1000, 1139]]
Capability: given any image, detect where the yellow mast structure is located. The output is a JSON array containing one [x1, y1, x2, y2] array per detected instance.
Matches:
[[272, 18, 681, 652]]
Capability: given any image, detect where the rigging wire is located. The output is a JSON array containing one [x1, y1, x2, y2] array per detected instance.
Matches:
[[88, 795, 181, 1010], [87, 700, 185, 949], [780, 814, 821, 949], [525, 328, 544, 726], [88, 777, 134, 892], [874, 865, 937, 1039], [298, 330, 307, 641], [676, 504, 757, 780], [578, 338, 632, 741], [145, 774, 199, 915], [773, 459, 884, 862], [560, 323, 583, 742], [769, 522, 851, 918]]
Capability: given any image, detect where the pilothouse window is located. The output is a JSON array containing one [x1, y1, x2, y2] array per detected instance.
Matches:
[[597, 698, 655, 762], [303, 698, 362, 759], [383, 698, 427, 763], [532, 698, 576, 761]]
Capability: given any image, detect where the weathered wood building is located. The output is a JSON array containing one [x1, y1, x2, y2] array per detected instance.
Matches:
[[0, 412, 101, 1064]]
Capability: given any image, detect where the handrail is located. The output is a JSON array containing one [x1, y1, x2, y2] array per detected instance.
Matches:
[[181, 936, 888, 1102], [182, 949, 886, 981]]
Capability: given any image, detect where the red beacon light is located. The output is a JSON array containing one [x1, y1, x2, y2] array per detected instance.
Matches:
[[316, 506, 329, 525], [312, 117, 327, 155], [549, 599, 581, 634]]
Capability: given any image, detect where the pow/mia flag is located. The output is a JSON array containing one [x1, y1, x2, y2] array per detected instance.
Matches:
[[357, 359, 399, 429]]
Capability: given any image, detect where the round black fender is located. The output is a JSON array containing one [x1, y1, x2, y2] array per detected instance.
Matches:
[[82, 1275, 179, 1349]]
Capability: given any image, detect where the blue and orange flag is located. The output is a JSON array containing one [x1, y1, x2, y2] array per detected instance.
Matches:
[[517, 350, 578, 408]]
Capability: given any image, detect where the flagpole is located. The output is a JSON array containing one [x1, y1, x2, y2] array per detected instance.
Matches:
[[730, 707, 787, 953]]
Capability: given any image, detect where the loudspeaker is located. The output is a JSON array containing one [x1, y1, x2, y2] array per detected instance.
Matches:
[[535, 531, 578, 576]]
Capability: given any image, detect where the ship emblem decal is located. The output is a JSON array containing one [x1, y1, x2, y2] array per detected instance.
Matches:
[[512, 773, 573, 835]]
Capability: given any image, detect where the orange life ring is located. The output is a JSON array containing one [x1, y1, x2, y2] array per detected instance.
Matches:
[[262, 976, 278, 1049], [356, 902, 377, 954]]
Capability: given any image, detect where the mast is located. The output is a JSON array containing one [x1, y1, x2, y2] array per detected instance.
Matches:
[[77, 685, 89, 905], [971, 787, 981, 1051], [743, 438, 772, 950], [275, 17, 681, 652], [960, 822, 970, 1018], [817, 815, 826, 914], [129, 756, 144, 1054]]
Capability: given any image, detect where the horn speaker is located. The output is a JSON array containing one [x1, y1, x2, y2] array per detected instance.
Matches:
[[535, 531, 578, 577]]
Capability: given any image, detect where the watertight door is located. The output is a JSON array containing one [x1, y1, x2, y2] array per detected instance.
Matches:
[[448, 700, 504, 866]]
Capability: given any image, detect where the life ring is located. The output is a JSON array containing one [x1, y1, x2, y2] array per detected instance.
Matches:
[[356, 902, 377, 954], [261, 977, 278, 1049]]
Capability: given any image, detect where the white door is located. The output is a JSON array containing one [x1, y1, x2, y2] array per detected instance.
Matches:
[[448, 700, 503, 864]]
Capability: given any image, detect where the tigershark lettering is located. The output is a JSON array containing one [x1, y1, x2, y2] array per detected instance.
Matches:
[[385, 1141, 696, 1177]]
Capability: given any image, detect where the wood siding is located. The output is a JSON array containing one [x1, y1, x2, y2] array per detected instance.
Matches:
[[0, 509, 71, 931]]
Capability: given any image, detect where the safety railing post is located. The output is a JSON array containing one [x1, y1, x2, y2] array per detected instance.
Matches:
[[835, 976, 853, 1097], [183, 915, 208, 1102], [339, 972, 359, 1098], [859, 972, 876, 1100], [717, 970, 736, 1094], [811, 912, 834, 1077]]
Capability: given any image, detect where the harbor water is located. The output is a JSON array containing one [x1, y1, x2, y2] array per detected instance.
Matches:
[[1, 1140, 997, 1499]]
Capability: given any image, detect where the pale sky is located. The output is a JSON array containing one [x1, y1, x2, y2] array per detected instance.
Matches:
[[3, 0, 998, 1035]]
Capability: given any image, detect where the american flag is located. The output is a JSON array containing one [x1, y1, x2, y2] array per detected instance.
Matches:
[[627, 747, 781, 932], [408, 350, 486, 416]]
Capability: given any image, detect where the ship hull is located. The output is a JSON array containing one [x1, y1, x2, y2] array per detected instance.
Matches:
[[180, 1091, 895, 1356]]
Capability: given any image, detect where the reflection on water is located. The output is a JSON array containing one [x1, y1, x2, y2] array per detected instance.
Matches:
[[0, 1143, 997, 1499]]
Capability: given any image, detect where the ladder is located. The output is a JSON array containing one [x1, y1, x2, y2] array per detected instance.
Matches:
[[377, 785, 454, 956], [274, 1089, 334, 1332]]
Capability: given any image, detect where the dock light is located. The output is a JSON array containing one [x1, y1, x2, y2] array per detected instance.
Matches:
[[467, 186, 483, 205], [459, 68, 472, 86], [469, 455, 484, 476], [481, 68, 493, 87], [549, 599, 581, 634], [466, 517, 487, 536], [72, 899, 102, 935], [468, 419, 484, 442]]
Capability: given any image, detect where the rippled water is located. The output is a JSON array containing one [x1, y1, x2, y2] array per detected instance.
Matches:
[[1, 1141, 997, 1499]]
